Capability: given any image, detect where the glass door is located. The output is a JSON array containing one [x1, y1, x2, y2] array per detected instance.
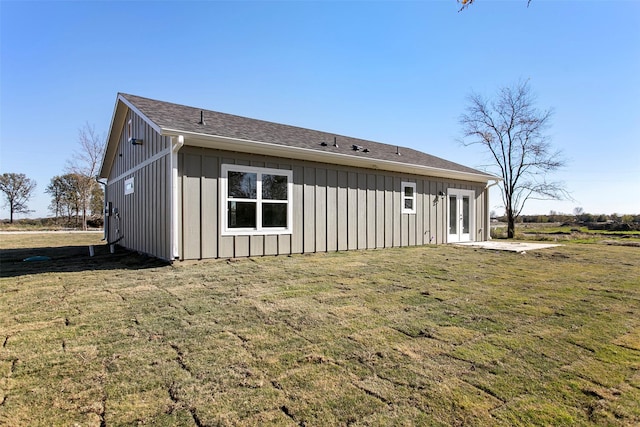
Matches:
[[448, 189, 474, 242]]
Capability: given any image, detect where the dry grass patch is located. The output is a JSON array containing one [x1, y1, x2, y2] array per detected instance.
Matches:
[[1, 233, 639, 425]]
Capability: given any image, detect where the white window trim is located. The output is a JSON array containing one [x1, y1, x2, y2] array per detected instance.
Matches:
[[401, 181, 417, 214], [124, 176, 134, 195], [220, 164, 293, 236]]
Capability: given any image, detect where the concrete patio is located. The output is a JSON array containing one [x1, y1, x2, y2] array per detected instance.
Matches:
[[455, 240, 561, 253]]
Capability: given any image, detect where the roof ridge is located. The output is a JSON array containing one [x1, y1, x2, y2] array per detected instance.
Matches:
[[120, 92, 394, 146]]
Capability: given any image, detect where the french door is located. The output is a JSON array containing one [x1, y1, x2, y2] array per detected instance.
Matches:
[[448, 189, 474, 243]]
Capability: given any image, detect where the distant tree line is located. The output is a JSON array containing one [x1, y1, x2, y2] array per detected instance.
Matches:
[[494, 211, 640, 231], [45, 173, 104, 228], [0, 123, 105, 229], [47, 123, 105, 229]]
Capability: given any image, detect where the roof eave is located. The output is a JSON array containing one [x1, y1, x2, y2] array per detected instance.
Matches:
[[98, 96, 127, 179], [99, 94, 164, 179], [161, 128, 497, 183]]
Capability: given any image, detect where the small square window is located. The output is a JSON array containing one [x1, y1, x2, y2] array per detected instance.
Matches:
[[401, 182, 416, 214], [124, 177, 134, 195], [404, 186, 414, 198]]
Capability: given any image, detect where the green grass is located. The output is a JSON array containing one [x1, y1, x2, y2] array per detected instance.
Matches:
[[1, 233, 639, 426], [524, 225, 640, 236], [492, 223, 640, 245]]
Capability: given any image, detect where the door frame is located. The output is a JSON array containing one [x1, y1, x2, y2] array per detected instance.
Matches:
[[447, 188, 475, 243]]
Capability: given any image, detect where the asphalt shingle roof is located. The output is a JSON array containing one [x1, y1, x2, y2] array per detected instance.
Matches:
[[121, 93, 492, 179]]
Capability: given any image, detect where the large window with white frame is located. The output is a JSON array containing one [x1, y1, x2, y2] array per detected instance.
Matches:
[[221, 164, 293, 235], [401, 181, 416, 214]]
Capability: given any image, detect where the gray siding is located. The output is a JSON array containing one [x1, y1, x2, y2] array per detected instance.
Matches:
[[178, 147, 487, 260], [105, 127, 487, 262], [104, 109, 173, 260]]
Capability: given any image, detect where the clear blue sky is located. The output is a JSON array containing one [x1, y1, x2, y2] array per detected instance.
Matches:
[[1, 0, 639, 219]]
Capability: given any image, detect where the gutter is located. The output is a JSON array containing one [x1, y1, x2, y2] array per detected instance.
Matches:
[[160, 129, 497, 184], [170, 135, 184, 260]]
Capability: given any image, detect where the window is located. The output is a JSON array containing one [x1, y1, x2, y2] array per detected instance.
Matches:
[[221, 164, 293, 235], [401, 182, 416, 214], [124, 177, 134, 195]]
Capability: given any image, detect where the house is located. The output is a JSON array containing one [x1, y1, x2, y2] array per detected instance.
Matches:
[[98, 93, 498, 261]]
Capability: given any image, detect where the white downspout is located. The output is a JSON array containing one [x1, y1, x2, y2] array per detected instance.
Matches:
[[170, 135, 184, 260], [96, 178, 108, 241], [484, 179, 500, 241]]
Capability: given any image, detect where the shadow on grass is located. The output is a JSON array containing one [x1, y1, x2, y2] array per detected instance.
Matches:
[[0, 244, 169, 278]]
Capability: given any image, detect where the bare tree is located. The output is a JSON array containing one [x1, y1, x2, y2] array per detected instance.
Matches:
[[459, 80, 568, 238], [0, 173, 37, 223], [66, 123, 106, 230]]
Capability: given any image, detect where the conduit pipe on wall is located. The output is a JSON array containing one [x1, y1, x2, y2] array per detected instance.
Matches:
[[170, 135, 184, 260]]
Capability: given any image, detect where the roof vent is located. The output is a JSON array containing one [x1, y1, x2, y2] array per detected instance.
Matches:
[[333, 137, 338, 148], [396, 146, 401, 156], [363, 148, 370, 153], [352, 144, 362, 151], [198, 110, 206, 125], [320, 141, 328, 146]]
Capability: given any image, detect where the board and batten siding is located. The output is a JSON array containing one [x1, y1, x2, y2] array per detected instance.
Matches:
[[104, 109, 173, 260], [178, 147, 487, 260]]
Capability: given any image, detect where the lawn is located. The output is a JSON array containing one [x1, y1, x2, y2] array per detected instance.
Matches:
[[1, 233, 639, 426], [491, 222, 640, 244]]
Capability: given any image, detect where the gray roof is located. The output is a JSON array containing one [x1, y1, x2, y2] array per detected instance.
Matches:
[[120, 93, 493, 180]]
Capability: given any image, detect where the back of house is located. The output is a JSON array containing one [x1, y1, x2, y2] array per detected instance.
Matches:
[[98, 93, 498, 261]]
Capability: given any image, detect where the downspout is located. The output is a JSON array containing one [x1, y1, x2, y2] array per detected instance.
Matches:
[[484, 179, 501, 240], [170, 135, 184, 260], [96, 177, 108, 241]]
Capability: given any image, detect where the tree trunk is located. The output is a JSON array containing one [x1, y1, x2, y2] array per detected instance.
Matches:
[[507, 212, 516, 238]]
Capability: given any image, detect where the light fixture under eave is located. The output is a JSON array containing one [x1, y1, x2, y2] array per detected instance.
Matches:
[[131, 138, 143, 145]]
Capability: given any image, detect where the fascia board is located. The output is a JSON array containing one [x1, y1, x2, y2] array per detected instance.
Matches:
[[161, 128, 497, 183], [99, 95, 164, 179], [116, 94, 162, 134], [99, 98, 127, 179]]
